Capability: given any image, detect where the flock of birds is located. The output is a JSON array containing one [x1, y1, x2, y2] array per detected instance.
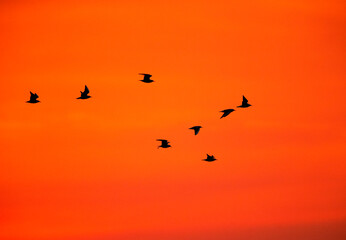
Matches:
[[26, 73, 252, 162]]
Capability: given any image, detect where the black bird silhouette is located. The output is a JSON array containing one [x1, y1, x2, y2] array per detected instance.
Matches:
[[139, 73, 154, 83], [157, 139, 171, 149], [203, 154, 217, 162], [220, 109, 235, 119], [77, 85, 91, 99], [189, 126, 202, 135], [237, 95, 251, 108], [26, 91, 40, 103]]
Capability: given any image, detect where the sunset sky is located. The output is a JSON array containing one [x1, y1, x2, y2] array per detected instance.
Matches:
[[0, 0, 345, 239]]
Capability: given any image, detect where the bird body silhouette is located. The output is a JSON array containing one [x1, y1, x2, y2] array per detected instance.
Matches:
[[77, 85, 91, 99], [139, 73, 154, 83], [27, 91, 40, 103], [189, 126, 202, 135], [237, 95, 251, 108], [157, 139, 171, 148], [203, 154, 217, 162], [220, 109, 235, 118]]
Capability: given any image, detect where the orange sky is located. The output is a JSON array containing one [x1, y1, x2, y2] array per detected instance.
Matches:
[[0, 0, 345, 239]]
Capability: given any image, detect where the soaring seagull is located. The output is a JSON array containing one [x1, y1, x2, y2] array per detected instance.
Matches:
[[27, 91, 40, 103], [77, 85, 91, 99], [157, 139, 171, 149], [203, 154, 217, 162], [237, 95, 251, 108], [220, 109, 235, 119], [139, 73, 154, 83], [189, 126, 202, 135]]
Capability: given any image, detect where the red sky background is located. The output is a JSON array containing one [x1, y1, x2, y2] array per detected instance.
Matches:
[[0, 0, 345, 239]]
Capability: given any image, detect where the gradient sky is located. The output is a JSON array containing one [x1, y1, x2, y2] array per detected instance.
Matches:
[[0, 0, 345, 239]]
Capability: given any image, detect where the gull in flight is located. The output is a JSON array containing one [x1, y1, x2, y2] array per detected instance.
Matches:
[[27, 91, 40, 104], [77, 85, 91, 99]]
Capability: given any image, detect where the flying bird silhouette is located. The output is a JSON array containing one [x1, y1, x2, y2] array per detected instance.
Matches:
[[203, 154, 217, 162], [157, 139, 171, 149], [237, 95, 251, 108], [139, 73, 154, 83], [77, 85, 91, 99], [26, 91, 40, 103], [220, 109, 235, 119], [189, 126, 202, 135]]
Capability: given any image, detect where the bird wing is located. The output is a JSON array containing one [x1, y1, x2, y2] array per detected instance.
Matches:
[[144, 74, 152, 81], [139, 73, 152, 77], [157, 139, 168, 144], [30, 92, 38, 101], [221, 111, 229, 118], [242, 95, 248, 104], [189, 126, 200, 135], [84, 85, 89, 94]]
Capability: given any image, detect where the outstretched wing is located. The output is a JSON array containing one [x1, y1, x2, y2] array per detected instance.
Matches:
[[84, 85, 89, 94], [189, 126, 200, 135], [139, 73, 152, 77], [157, 139, 168, 144], [242, 95, 248, 104], [139, 73, 152, 80], [220, 111, 229, 118]]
